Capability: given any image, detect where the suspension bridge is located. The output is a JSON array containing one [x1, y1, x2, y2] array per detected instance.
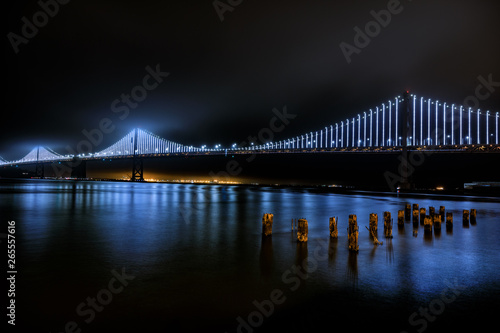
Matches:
[[1, 92, 498, 183]]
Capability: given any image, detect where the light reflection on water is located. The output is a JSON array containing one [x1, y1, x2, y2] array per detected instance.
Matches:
[[1, 179, 498, 332]]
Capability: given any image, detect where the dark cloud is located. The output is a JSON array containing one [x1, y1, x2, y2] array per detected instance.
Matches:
[[3, 0, 499, 160]]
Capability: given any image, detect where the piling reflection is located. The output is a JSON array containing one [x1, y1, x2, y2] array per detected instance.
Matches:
[[295, 241, 308, 268], [328, 237, 338, 266], [398, 222, 405, 235], [412, 220, 419, 234], [347, 251, 358, 287], [370, 244, 378, 260], [413, 226, 418, 237], [386, 238, 394, 263], [423, 229, 433, 244], [259, 235, 274, 282], [295, 241, 309, 288]]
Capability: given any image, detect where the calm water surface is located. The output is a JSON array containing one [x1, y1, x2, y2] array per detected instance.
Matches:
[[1, 179, 499, 332]]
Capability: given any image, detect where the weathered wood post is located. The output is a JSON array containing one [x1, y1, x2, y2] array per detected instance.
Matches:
[[384, 211, 393, 238], [348, 215, 359, 252], [439, 206, 445, 222], [329, 217, 338, 238], [297, 218, 308, 242], [262, 214, 273, 236], [446, 212, 453, 229], [433, 214, 442, 231], [405, 204, 411, 221], [424, 215, 433, 232], [420, 208, 426, 225], [366, 213, 382, 245], [429, 206, 435, 218], [463, 210, 469, 226], [398, 210, 405, 225], [412, 204, 419, 223], [369, 213, 378, 234], [470, 209, 477, 224]]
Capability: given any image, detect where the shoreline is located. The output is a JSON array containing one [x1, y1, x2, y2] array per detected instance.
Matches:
[[2, 177, 499, 200]]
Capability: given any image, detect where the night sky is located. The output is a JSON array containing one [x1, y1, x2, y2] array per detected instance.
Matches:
[[4, 0, 500, 160]]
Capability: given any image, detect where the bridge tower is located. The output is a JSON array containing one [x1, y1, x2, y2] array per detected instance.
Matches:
[[399, 91, 412, 190], [35, 146, 44, 178], [131, 128, 144, 181]]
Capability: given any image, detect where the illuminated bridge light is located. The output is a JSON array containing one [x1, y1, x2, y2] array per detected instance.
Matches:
[[468, 108, 472, 144], [0, 94, 496, 167], [486, 111, 490, 144], [477, 109, 480, 144], [496, 112, 499, 145]]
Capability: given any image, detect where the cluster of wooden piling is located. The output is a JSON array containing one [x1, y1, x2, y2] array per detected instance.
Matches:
[[462, 209, 477, 226], [399, 203, 477, 232], [262, 204, 476, 251]]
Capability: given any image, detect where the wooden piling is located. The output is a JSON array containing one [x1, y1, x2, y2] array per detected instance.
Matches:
[[424, 215, 433, 232], [429, 206, 435, 217], [329, 217, 338, 238], [412, 204, 419, 223], [463, 210, 469, 225], [420, 208, 426, 225], [348, 215, 359, 252], [367, 213, 382, 245], [433, 214, 442, 231], [262, 213, 273, 236], [470, 209, 477, 224], [365, 226, 383, 245], [369, 213, 378, 234], [384, 211, 393, 238], [397, 210, 405, 225], [297, 218, 308, 242], [405, 204, 411, 221], [439, 206, 445, 221], [446, 212, 453, 229]]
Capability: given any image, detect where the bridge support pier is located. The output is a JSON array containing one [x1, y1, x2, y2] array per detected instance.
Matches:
[[131, 128, 144, 181], [131, 156, 144, 181], [35, 163, 44, 178]]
